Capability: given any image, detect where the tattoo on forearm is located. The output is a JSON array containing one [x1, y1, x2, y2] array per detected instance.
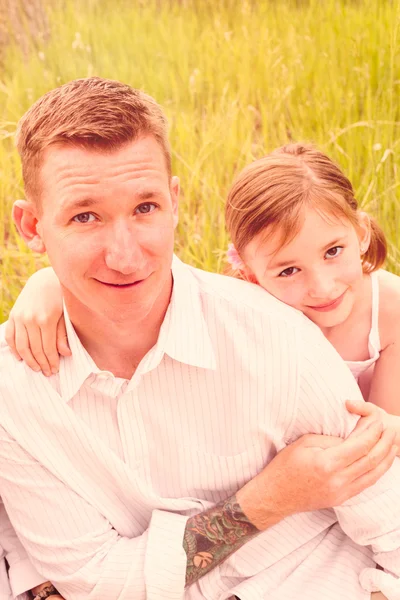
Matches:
[[183, 494, 259, 587]]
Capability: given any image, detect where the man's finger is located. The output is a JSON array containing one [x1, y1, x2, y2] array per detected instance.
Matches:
[[341, 427, 396, 483], [351, 413, 382, 436], [324, 421, 384, 470], [293, 433, 344, 449], [345, 444, 398, 500]]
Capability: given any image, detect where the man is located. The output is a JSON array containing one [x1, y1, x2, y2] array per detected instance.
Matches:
[[0, 77, 398, 600]]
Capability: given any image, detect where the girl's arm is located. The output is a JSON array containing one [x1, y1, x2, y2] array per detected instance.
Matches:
[[5, 268, 70, 376], [347, 273, 400, 454], [368, 332, 400, 451], [367, 331, 400, 416], [361, 272, 400, 414]]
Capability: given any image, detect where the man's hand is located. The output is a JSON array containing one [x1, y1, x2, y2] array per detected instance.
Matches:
[[237, 419, 397, 531], [347, 399, 400, 455]]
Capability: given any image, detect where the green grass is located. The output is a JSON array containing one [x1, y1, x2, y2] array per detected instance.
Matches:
[[1, 0, 400, 322]]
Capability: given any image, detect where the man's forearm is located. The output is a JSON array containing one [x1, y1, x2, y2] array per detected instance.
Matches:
[[184, 492, 262, 587]]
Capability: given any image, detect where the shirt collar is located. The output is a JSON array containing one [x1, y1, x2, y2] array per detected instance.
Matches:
[[59, 255, 216, 401], [161, 255, 216, 370], [59, 307, 101, 402]]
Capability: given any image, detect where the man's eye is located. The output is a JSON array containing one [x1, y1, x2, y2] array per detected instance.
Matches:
[[325, 246, 343, 259], [278, 267, 299, 278], [72, 212, 96, 223], [135, 202, 157, 214]]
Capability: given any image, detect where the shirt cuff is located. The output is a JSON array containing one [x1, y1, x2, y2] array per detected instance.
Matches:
[[144, 509, 189, 599], [9, 557, 47, 599], [360, 567, 400, 600]]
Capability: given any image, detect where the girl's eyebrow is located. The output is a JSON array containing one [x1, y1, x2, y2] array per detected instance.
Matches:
[[321, 237, 346, 251], [270, 257, 297, 269], [269, 237, 347, 270]]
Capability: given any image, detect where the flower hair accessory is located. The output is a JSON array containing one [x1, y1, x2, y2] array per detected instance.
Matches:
[[226, 243, 245, 270]]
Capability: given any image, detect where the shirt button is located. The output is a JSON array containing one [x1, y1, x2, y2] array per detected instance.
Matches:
[[97, 371, 114, 380]]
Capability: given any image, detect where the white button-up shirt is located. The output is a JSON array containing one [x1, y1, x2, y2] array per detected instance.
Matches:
[[0, 256, 400, 600], [0, 500, 45, 600]]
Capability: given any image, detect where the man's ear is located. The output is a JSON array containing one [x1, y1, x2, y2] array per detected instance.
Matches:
[[170, 176, 180, 228], [357, 211, 371, 255], [12, 200, 46, 253]]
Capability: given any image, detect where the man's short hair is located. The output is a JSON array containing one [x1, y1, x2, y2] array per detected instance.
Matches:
[[16, 77, 171, 205]]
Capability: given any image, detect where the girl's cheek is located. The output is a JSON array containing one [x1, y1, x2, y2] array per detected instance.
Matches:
[[279, 286, 305, 308], [263, 279, 305, 310], [339, 254, 364, 284]]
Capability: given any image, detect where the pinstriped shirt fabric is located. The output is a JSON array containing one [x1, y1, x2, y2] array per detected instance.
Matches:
[[0, 554, 11, 600], [0, 256, 400, 600], [0, 497, 45, 599]]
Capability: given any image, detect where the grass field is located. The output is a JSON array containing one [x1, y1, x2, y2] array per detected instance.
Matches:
[[0, 0, 399, 322]]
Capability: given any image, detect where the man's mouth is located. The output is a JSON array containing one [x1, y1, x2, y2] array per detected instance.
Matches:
[[95, 279, 144, 288]]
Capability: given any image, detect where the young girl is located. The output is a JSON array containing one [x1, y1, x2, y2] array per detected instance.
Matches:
[[5, 143, 400, 430], [224, 142, 400, 423]]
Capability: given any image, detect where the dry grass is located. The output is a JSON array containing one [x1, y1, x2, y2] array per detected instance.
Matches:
[[1, 0, 399, 322], [0, 0, 50, 62]]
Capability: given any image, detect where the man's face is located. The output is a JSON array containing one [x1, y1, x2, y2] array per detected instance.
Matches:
[[34, 136, 179, 322]]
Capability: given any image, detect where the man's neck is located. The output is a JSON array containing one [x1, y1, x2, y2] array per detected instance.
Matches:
[[63, 277, 173, 379]]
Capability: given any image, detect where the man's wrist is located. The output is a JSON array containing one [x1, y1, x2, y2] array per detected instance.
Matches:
[[236, 473, 288, 531], [184, 494, 260, 587], [31, 583, 59, 600]]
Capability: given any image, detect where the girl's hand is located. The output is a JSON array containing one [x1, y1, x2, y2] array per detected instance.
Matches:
[[346, 399, 400, 456], [5, 268, 70, 376]]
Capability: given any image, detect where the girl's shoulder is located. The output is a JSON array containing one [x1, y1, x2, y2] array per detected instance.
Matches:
[[377, 268, 400, 348]]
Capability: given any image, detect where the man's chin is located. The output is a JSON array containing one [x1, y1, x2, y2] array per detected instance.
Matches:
[[89, 277, 155, 315]]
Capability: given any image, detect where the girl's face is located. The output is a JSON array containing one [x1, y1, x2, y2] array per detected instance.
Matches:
[[242, 207, 370, 330]]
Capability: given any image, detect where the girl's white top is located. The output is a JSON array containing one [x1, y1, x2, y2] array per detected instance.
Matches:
[[345, 270, 381, 381]]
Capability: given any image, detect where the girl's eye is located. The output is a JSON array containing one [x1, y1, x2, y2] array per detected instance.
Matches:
[[325, 246, 343, 259], [72, 212, 96, 223], [135, 202, 157, 214], [278, 266, 299, 278]]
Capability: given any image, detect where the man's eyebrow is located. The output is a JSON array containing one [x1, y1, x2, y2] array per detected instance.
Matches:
[[61, 189, 161, 212], [61, 198, 100, 212], [269, 238, 346, 270], [137, 190, 160, 199]]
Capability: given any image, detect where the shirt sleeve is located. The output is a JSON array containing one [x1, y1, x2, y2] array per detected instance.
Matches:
[[290, 320, 400, 599], [0, 425, 189, 600], [0, 499, 46, 599]]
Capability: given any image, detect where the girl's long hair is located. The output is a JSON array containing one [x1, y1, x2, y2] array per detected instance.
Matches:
[[225, 143, 387, 274]]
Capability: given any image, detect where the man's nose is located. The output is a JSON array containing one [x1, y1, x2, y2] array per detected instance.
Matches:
[[104, 222, 145, 274], [307, 270, 336, 299]]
